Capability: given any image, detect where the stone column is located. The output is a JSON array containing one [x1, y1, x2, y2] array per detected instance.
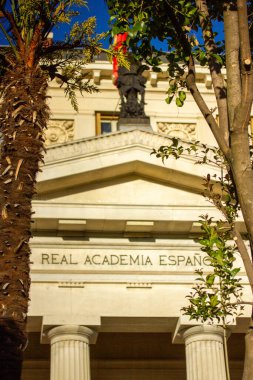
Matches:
[[48, 325, 94, 380], [183, 325, 227, 380]]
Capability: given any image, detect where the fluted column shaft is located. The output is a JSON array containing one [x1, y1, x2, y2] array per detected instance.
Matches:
[[48, 325, 94, 380], [183, 325, 227, 380]]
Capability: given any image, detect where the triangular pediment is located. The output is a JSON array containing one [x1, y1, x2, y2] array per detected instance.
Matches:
[[37, 128, 219, 196], [32, 129, 226, 234], [38, 173, 208, 208]]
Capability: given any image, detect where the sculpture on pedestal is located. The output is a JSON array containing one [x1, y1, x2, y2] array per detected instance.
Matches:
[[116, 62, 151, 129], [117, 64, 147, 118]]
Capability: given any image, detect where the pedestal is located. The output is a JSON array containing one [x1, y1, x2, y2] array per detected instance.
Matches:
[[183, 325, 227, 380], [48, 325, 94, 380], [117, 117, 152, 131]]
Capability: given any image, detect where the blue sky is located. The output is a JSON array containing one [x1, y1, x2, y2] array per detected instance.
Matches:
[[0, 0, 110, 45], [53, 0, 110, 44], [53, 0, 223, 51], [0, 0, 223, 49]]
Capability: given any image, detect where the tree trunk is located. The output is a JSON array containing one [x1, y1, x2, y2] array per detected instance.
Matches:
[[230, 126, 253, 253], [0, 64, 49, 380], [224, 3, 241, 127], [230, 104, 253, 380]]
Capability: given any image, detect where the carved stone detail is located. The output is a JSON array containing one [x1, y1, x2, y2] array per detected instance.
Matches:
[[44, 129, 203, 164], [58, 282, 85, 288], [45, 119, 74, 146], [157, 122, 196, 141]]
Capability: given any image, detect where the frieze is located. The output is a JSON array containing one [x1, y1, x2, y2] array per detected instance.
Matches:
[[44, 129, 199, 164]]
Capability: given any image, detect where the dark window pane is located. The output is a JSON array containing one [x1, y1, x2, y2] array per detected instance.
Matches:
[[101, 122, 112, 134]]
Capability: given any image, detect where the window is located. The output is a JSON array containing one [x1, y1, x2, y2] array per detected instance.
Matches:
[[96, 112, 119, 135]]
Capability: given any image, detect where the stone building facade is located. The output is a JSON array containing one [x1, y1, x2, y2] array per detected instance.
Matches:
[[21, 57, 253, 380]]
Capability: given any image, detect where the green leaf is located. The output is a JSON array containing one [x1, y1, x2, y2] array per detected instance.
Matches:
[[212, 53, 223, 65], [176, 97, 183, 107], [206, 274, 215, 286], [190, 299, 200, 306], [188, 8, 197, 16], [112, 26, 121, 36], [178, 91, 186, 102], [210, 295, 219, 307], [165, 95, 174, 104], [109, 15, 118, 21], [198, 50, 206, 61], [213, 251, 224, 266], [231, 268, 241, 277]]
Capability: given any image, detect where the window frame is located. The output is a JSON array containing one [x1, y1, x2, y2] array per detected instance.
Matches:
[[95, 112, 119, 135]]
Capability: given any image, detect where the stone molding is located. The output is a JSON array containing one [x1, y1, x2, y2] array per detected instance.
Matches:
[[44, 128, 203, 164]]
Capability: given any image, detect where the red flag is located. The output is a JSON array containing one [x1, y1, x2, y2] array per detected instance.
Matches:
[[113, 32, 128, 85]]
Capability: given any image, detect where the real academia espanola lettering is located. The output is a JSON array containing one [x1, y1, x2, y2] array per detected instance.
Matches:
[[40, 253, 210, 267], [159, 254, 210, 266], [83, 254, 153, 266]]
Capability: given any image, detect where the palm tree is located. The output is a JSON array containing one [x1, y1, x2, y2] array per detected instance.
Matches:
[[0, 1, 101, 378]]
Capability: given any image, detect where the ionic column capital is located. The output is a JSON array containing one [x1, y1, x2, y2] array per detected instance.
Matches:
[[48, 325, 94, 344], [183, 324, 225, 343]]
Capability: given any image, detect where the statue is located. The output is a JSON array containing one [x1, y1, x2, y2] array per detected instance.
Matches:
[[117, 63, 148, 119]]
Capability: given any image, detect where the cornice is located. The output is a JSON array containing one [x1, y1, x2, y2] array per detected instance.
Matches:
[[44, 128, 197, 165]]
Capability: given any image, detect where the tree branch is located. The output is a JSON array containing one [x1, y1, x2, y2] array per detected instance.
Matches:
[[232, 225, 253, 295], [236, 0, 253, 131], [164, 0, 230, 160], [186, 56, 231, 160], [27, 21, 45, 68], [196, 0, 229, 143], [164, 0, 191, 56], [0, 8, 24, 55], [40, 40, 98, 57], [224, 3, 242, 128]]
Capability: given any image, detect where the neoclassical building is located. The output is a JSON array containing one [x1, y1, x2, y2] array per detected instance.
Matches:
[[21, 57, 253, 380]]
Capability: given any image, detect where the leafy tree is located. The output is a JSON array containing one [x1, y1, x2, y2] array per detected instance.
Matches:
[[106, 0, 253, 378], [0, 1, 110, 379]]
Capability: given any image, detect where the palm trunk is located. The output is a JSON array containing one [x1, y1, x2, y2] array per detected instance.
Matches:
[[0, 64, 49, 379]]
